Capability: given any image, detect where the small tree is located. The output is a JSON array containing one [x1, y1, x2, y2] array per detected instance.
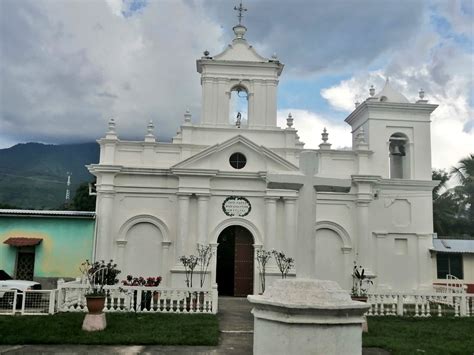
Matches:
[[256, 249, 272, 293], [197, 244, 214, 288], [180, 255, 199, 288], [272, 250, 294, 279]]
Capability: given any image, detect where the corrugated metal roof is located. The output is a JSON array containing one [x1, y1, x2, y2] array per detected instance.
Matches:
[[0, 209, 95, 218], [432, 239, 474, 254]]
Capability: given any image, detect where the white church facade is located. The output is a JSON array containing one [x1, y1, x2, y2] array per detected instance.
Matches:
[[89, 22, 439, 295]]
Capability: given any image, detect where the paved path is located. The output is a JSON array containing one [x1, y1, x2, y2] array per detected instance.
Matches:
[[0, 297, 388, 354]]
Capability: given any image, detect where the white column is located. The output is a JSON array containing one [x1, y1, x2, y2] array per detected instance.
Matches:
[[284, 198, 297, 257], [176, 194, 190, 260], [265, 197, 278, 250], [95, 191, 115, 261], [197, 195, 210, 246]]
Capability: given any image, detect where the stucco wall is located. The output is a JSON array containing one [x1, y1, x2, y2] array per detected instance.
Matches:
[[0, 216, 94, 279]]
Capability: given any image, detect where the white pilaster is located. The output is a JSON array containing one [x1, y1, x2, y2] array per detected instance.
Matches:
[[197, 195, 210, 245], [95, 191, 115, 261], [283, 198, 297, 257], [265, 197, 278, 250], [162, 241, 172, 286], [176, 194, 190, 260]]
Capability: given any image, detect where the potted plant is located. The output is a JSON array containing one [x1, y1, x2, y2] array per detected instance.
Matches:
[[256, 249, 272, 294], [80, 259, 121, 314], [351, 263, 374, 302]]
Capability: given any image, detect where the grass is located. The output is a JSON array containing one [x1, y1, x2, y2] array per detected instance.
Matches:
[[0, 313, 219, 345], [364, 317, 474, 354]]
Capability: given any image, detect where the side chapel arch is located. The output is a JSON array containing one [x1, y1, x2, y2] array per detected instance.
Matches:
[[116, 215, 171, 278], [314, 221, 353, 290], [315, 221, 352, 252]]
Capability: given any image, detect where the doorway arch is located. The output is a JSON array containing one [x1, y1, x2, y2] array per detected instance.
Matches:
[[216, 225, 254, 296]]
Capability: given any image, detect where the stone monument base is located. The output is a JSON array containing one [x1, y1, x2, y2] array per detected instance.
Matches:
[[248, 279, 370, 355], [82, 313, 107, 331]]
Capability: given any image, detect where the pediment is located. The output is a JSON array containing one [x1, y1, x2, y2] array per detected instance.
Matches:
[[213, 39, 268, 62], [171, 135, 298, 173]]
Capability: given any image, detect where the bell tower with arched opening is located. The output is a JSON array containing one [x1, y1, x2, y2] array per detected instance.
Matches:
[[196, 24, 284, 129], [345, 80, 438, 180]]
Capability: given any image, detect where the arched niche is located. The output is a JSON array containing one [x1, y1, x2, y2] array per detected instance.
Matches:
[[116, 215, 171, 277], [314, 221, 353, 290]]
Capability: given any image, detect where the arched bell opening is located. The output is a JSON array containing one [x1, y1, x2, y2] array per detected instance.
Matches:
[[389, 133, 410, 179], [229, 85, 248, 127]]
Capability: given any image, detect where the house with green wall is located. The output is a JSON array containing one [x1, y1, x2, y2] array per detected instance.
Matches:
[[0, 210, 95, 289]]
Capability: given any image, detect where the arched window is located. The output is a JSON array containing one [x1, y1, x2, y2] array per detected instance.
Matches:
[[229, 86, 248, 127], [389, 133, 409, 179]]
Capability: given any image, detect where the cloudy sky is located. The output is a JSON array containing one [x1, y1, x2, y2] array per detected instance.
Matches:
[[0, 0, 472, 170]]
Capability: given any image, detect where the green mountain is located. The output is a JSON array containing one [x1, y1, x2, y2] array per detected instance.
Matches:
[[0, 142, 99, 209]]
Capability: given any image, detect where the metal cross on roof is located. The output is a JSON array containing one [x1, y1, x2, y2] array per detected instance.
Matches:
[[234, 1, 247, 25]]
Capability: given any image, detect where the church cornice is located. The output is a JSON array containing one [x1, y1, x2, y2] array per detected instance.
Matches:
[[345, 101, 438, 125]]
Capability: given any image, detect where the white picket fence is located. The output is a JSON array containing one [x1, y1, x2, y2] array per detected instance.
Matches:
[[367, 292, 474, 317], [57, 281, 218, 314]]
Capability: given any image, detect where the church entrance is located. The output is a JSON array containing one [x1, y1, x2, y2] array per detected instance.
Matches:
[[216, 226, 254, 296]]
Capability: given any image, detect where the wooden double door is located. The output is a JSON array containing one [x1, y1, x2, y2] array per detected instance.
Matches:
[[216, 226, 254, 296]]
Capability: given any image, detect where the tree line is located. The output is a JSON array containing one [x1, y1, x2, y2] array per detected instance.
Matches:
[[433, 154, 474, 238]]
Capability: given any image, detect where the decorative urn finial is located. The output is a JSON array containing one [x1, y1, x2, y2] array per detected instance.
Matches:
[[321, 127, 329, 143], [286, 113, 294, 128], [419, 88, 425, 100], [184, 109, 192, 123], [108, 118, 116, 133], [369, 85, 375, 97], [147, 120, 154, 135], [319, 127, 331, 150]]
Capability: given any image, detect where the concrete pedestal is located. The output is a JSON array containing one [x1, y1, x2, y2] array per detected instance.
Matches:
[[248, 279, 370, 355], [82, 313, 107, 332]]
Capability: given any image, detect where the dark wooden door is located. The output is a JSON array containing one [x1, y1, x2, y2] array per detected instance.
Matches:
[[217, 226, 254, 296], [233, 226, 254, 296], [16, 252, 35, 280]]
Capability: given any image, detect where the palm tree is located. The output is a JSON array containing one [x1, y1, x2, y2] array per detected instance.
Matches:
[[450, 154, 474, 236], [432, 169, 458, 235]]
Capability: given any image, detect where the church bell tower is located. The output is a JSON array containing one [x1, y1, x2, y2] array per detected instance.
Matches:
[[196, 20, 284, 129]]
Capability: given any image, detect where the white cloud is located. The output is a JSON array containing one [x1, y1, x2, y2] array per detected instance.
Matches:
[[0, 0, 224, 144]]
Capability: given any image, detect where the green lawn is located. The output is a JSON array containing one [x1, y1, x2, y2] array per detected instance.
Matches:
[[364, 317, 474, 354], [0, 313, 219, 345]]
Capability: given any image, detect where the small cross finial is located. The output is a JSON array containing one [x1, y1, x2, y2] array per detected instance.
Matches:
[[234, 1, 247, 25]]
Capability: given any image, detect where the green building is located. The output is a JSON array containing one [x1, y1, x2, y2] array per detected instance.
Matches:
[[0, 210, 95, 289]]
